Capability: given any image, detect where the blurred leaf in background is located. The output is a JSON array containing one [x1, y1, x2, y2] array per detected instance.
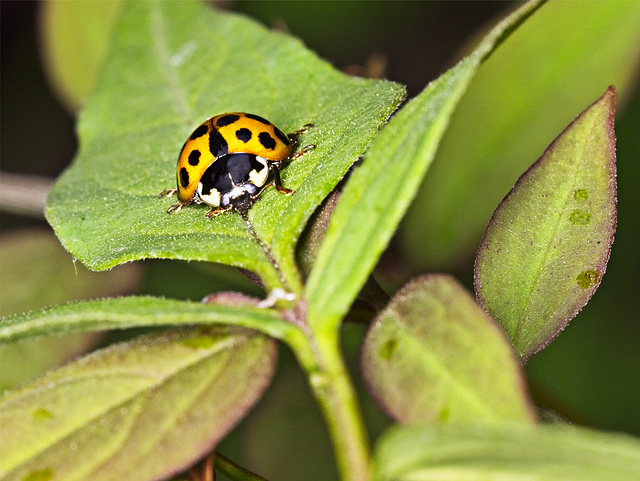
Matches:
[[401, 0, 640, 271], [0, 229, 139, 390], [40, 0, 123, 111]]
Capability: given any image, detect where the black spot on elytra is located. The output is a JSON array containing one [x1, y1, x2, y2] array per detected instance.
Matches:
[[235, 128, 252, 143], [215, 114, 240, 128], [245, 113, 271, 125], [190, 124, 208, 140], [274, 127, 291, 145], [188, 149, 201, 166], [209, 128, 228, 157], [179, 167, 190, 188], [258, 132, 276, 150]]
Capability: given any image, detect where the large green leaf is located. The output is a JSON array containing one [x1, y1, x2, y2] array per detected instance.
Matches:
[[0, 327, 276, 481], [373, 423, 640, 481], [362, 275, 535, 425], [402, 0, 640, 269], [475, 88, 617, 361], [305, 0, 543, 331], [45, 1, 405, 292]]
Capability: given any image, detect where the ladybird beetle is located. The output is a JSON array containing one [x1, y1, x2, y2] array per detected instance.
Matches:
[[160, 112, 314, 218]]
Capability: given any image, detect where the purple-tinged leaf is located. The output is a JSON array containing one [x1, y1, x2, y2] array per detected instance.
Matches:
[[0, 327, 275, 481], [373, 423, 640, 481], [362, 275, 535, 425], [475, 87, 617, 361]]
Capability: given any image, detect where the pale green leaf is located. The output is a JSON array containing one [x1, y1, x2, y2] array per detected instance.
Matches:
[[0, 327, 276, 481], [475, 88, 617, 361], [362, 275, 535, 425], [373, 423, 640, 481]]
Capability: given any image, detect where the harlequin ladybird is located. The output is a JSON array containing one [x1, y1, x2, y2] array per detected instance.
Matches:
[[160, 112, 314, 218]]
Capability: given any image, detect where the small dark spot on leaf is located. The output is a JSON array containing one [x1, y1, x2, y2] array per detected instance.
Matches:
[[569, 209, 590, 225], [438, 406, 451, 421], [180, 336, 215, 349], [576, 270, 600, 289], [32, 408, 54, 422], [380, 338, 397, 359], [22, 468, 54, 481], [574, 189, 588, 201]]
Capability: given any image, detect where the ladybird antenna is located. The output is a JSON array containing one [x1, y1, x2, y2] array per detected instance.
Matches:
[[239, 210, 289, 291]]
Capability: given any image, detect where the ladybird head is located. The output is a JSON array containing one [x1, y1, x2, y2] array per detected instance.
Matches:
[[220, 183, 260, 213]]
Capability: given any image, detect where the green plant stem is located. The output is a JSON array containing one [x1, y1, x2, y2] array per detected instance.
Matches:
[[214, 451, 269, 481], [286, 323, 370, 481]]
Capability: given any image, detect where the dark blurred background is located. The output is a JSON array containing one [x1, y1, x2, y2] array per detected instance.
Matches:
[[1, 4, 639, 473]]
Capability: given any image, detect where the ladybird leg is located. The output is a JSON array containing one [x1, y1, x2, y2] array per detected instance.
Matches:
[[167, 201, 190, 214], [247, 182, 274, 204], [290, 144, 316, 159], [275, 185, 294, 195], [158, 188, 177, 198], [270, 165, 294, 195], [206, 205, 232, 218], [287, 123, 314, 141], [255, 181, 293, 197], [275, 186, 294, 195]]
